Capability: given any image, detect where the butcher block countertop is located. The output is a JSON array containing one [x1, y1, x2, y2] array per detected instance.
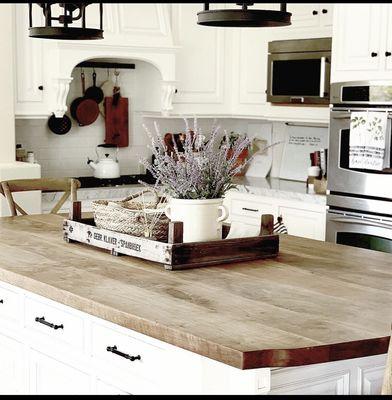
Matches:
[[0, 214, 391, 370]]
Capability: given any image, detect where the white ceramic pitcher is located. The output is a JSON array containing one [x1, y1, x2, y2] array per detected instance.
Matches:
[[164, 198, 228, 243]]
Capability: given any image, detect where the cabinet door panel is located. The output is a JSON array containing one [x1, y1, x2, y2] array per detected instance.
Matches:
[[319, 4, 334, 27], [287, 4, 321, 29], [171, 4, 225, 105], [95, 379, 130, 395], [384, 6, 392, 71], [333, 4, 384, 73], [29, 350, 90, 395], [359, 364, 385, 395], [271, 371, 350, 395], [0, 334, 24, 394], [279, 206, 325, 240], [14, 4, 43, 103]]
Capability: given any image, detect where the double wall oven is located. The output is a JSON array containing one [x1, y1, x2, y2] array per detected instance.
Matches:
[[326, 81, 392, 254]]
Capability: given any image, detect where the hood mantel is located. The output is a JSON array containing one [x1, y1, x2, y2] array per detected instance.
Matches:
[[16, 3, 178, 118], [51, 42, 178, 117]]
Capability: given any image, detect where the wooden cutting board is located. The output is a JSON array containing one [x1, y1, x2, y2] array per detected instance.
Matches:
[[104, 96, 129, 147]]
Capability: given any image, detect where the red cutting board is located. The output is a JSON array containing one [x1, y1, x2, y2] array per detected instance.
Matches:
[[104, 96, 129, 147]]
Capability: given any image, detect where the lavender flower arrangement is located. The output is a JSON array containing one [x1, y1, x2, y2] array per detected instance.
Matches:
[[140, 119, 252, 200]]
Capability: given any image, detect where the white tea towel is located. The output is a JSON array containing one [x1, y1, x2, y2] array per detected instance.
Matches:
[[225, 218, 288, 239], [349, 112, 388, 170]]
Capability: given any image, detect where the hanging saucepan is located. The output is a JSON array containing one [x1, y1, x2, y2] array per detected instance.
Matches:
[[70, 70, 86, 120], [85, 70, 104, 104], [48, 113, 72, 135]]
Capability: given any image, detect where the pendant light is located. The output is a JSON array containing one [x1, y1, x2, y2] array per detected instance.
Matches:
[[197, 2, 291, 28], [28, 3, 104, 40]]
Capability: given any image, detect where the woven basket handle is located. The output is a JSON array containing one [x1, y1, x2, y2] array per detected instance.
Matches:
[[122, 188, 160, 207]]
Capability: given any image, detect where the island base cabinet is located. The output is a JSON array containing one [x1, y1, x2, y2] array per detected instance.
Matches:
[[270, 355, 387, 395], [0, 333, 24, 394], [28, 350, 91, 395], [0, 281, 387, 395]]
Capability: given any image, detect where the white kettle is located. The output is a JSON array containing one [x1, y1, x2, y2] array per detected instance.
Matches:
[[87, 144, 120, 179]]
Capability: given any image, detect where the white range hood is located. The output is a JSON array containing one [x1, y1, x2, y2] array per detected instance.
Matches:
[[14, 4, 178, 118]]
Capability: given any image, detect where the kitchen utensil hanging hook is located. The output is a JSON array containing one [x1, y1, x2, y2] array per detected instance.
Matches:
[[114, 68, 120, 86]]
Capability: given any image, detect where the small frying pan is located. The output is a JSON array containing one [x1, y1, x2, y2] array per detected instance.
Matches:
[[85, 71, 104, 104], [48, 113, 72, 135], [70, 71, 86, 120]]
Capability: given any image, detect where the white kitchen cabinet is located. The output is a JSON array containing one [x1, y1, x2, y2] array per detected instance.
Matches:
[[331, 4, 391, 83], [224, 191, 326, 241], [286, 4, 333, 30], [279, 205, 326, 241], [0, 281, 387, 395], [0, 333, 25, 394], [171, 3, 230, 115], [288, 3, 321, 29], [13, 4, 49, 118], [29, 350, 91, 395], [358, 363, 386, 395], [95, 379, 130, 395], [228, 196, 279, 226], [384, 6, 392, 72]]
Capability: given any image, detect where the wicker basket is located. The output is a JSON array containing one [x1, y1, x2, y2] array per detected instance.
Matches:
[[92, 189, 169, 242]]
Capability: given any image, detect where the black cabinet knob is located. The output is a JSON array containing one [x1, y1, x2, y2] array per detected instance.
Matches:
[[312, 10, 318, 15], [386, 51, 392, 57], [371, 52, 378, 57], [322, 9, 328, 14], [38, 85, 44, 91]]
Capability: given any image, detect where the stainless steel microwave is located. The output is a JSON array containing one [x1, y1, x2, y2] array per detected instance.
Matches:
[[267, 37, 332, 105]]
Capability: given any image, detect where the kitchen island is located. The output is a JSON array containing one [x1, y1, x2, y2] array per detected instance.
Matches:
[[0, 214, 390, 394]]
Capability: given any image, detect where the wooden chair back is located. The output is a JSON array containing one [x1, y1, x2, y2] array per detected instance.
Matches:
[[0, 178, 81, 216], [382, 335, 392, 395]]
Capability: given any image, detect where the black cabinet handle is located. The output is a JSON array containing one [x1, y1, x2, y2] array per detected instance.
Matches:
[[242, 207, 259, 213], [106, 345, 141, 362], [0, 299, 3, 304], [35, 316, 64, 330], [38, 85, 44, 91], [371, 52, 378, 57], [322, 9, 328, 14], [312, 10, 318, 15], [386, 51, 392, 57]]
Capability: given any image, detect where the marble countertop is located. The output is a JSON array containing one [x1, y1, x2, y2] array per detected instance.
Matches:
[[232, 176, 326, 205], [42, 177, 326, 212]]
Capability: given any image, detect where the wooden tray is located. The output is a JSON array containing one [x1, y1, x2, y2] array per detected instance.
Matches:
[[63, 202, 279, 270]]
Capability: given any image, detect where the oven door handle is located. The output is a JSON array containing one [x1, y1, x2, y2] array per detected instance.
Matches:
[[328, 216, 392, 230], [319, 57, 326, 98], [332, 112, 392, 120]]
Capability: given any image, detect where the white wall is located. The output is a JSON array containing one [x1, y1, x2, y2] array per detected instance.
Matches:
[[0, 4, 16, 163]]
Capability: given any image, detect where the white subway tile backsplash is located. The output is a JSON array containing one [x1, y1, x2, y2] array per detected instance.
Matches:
[[15, 61, 283, 178]]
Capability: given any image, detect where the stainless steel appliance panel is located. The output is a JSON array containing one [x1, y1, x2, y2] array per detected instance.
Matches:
[[267, 37, 331, 105], [328, 107, 392, 199], [326, 209, 392, 253]]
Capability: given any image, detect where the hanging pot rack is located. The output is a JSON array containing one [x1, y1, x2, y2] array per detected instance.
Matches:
[[75, 61, 136, 70]]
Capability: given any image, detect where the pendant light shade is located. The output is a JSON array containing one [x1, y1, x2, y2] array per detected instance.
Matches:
[[197, 2, 291, 28], [28, 3, 104, 40]]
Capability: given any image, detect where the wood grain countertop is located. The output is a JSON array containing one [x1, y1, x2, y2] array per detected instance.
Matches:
[[0, 214, 391, 370]]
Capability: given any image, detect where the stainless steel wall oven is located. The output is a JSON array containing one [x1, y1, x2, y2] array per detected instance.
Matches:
[[327, 81, 392, 254]]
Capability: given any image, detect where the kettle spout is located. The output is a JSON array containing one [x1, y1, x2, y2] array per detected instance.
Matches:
[[87, 158, 97, 170]]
